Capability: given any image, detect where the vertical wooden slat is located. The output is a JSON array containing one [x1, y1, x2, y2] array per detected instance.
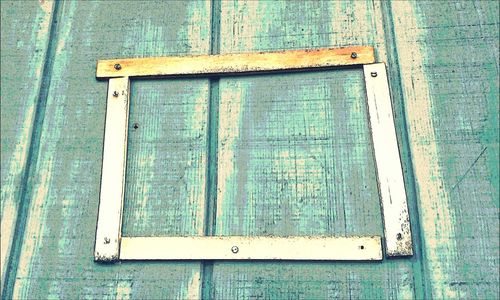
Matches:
[[94, 77, 130, 262], [363, 63, 413, 256]]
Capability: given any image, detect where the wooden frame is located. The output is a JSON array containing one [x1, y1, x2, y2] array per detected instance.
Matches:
[[94, 46, 412, 262]]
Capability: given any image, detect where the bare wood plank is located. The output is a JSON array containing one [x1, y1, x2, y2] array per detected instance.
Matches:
[[363, 63, 413, 256], [120, 236, 382, 260], [96, 46, 374, 78], [94, 77, 130, 262]]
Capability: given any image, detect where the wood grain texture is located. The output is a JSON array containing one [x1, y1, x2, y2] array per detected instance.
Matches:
[[209, 1, 417, 299], [1, 0, 498, 299], [96, 46, 375, 78], [4, 1, 210, 299], [390, 1, 499, 298], [0, 0, 54, 291], [122, 78, 209, 238]]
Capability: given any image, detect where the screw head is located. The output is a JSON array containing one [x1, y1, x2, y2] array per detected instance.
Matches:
[[350, 52, 357, 59], [104, 237, 110, 244], [114, 63, 122, 70], [133, 123, 139, 129], [396, 233, 403, 240], [231, 246, 239, 253], [371, 71, 378, 77], [112, 91, 119, 97]]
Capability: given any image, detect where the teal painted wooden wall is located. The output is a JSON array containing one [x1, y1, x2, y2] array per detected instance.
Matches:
[[1, 0, 498, 299]]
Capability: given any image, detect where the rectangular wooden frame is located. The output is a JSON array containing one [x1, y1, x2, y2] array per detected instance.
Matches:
[[94, 46, 412, 262]]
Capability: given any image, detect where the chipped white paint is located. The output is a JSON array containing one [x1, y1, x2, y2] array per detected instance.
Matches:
[[220, 0, 263, 52], [185, 1, 211, 54], [186, 269, 202, 300], [12, 160, 54, 299], [94, 77, 130, 262], [216, 86, 244, 229], [115, 281, 132, 300], [188, 86, 209, 236], [0, 0, 54, 290], [364, 63, 413, 256], [0, 106, 35, 287], [54, 1, 77, 56], [120, 236, 383, 260], [391, 1, 457, 297]]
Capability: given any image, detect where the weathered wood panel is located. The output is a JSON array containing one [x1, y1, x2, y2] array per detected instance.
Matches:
[[3, 1, 210, 298], [1, 0, 498, 299], [208, 1, 420, 299], [390, 1, 499, 298], [0, 0, 54, 289]]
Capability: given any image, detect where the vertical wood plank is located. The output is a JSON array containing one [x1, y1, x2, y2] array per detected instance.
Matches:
[[0, 0, 54, 288], [389, 1, 499, 298], [211, 1, 417, 299], [7, 1, 210, 299]]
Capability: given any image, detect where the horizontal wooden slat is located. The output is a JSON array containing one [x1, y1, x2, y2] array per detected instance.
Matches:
[[96, 46, 374, 78], [120, 236, 382, 260]]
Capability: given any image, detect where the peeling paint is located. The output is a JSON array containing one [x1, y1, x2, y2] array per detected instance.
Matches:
[[12, 160, 53, 299], [186, 269, 202, 300], [391, 1, 457, 298], [115, 281, 132, 300], [0, 0, 54, 289], [216, 84, 243, 232]]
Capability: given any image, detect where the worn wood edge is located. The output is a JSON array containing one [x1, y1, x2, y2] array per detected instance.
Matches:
[[94, 77, 130, 262], [119, 236, 383, 261], [363, 63, 413, 257], [96, 46, 374, 78]]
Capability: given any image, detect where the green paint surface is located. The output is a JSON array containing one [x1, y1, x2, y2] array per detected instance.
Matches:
[[0, 0, 498, 299]]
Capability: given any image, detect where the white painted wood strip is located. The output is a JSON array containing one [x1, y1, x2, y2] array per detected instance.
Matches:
[[363, 63, 413, 256], [94, 77, 130, 262], [120, 236, 383, 260]]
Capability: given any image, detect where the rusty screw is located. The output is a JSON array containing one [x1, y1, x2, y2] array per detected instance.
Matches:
[[350, 52, 357, 59], [112, 91, 119, 97], [114, 63, 122, 70], [104, 237, 110, 244], [231, 246, 239, 254], [371, 71, 377, 77]]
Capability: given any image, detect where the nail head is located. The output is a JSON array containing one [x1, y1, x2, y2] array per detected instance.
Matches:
[[114, 63, 122, 70], [231, 246, 239, 253], [350, 52, 357, 59]]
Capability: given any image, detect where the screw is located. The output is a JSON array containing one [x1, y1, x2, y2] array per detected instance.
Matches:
[[112, 91, 119, 97], [133, 123, 139, 129], [396, 233, 403, 240], [371, 71, 377, 77], [350, 52, 357, 59], [231, 246, 239, 254], [114, 63, 122, 70], [104, 237, 110, 244]]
